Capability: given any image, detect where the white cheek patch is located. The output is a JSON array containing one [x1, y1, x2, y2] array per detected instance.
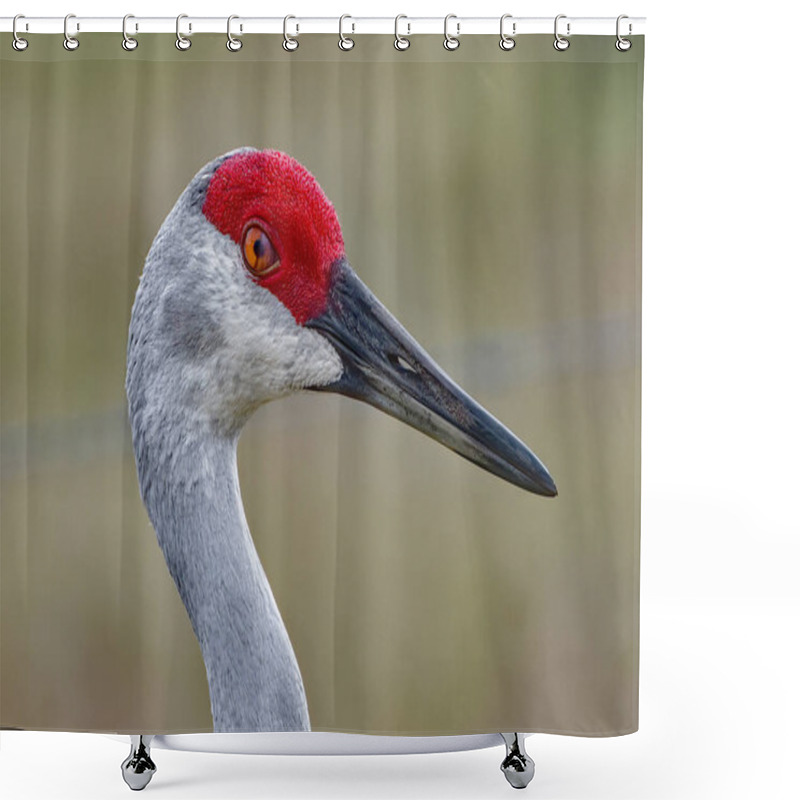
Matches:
[[289, 328, 344, 389], [195, 229, 344, 409]]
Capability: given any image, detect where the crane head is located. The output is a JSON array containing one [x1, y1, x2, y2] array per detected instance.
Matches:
[[132, 147, 556, 497]]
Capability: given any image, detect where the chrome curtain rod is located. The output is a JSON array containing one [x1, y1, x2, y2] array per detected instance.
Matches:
[[1, 15, 646, 36]]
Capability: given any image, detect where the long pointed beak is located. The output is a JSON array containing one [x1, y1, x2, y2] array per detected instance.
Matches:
[[306, 260, 557, 497]]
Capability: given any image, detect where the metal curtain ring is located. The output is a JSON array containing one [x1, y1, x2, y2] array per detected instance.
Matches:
[[443, 14, 460, 51], [339, 14, 355, 50], [63, 13, 79, 51], [175, 14, 191, 50], [616, 15, 632, 51], [283, 15, 299, 51], [122, 14, 138, 51], [12, 14, 29, 51], [553, 14, 570, 51], [499, 14, 515, 51], [394, 15, 410, 50], [227, 15, 243, 51]]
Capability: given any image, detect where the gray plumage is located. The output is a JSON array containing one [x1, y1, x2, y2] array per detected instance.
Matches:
[[126, 150, 342, 732]]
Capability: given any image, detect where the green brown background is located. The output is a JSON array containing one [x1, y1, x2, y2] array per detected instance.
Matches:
[[1, 34, 642, 735]]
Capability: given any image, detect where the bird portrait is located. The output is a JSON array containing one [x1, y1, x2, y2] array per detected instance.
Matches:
[[125, 148, 556, 732]]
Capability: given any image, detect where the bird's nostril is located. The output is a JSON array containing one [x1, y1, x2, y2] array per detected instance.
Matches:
[[389, 353, 417, 375]]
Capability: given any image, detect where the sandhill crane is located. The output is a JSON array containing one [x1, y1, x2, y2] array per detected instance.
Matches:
[[123, 148, 555, 789]]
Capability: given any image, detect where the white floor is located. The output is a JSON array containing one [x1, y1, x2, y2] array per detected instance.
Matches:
[[2, 596, 798, 800]]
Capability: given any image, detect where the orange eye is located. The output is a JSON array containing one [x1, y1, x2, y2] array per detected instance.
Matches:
[[242, 224, 280, 277]]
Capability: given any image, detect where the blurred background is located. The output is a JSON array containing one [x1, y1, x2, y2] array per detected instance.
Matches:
[[1, 33, 641, 735]]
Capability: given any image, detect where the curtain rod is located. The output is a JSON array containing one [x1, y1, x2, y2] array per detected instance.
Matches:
[[1, 16, 646, 37]]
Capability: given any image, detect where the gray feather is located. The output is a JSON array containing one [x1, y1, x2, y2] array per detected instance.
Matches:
[[126, 148, 324, 732]]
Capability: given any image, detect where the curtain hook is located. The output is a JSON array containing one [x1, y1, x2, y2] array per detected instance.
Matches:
[[499, 14, 516, 51], [339, 14, 355, 51], [283, 15, 299, 51], [443, 14, 460, 51], [176, 14, 191, 50], [616, 15, 632, 51], [12, 14, 29, 51], [553, 14, 570, 51], [394, 15, 410, 51], [63, 13, 79, 51], [227, 15, 243, 51], [122, 14, 138, 51]]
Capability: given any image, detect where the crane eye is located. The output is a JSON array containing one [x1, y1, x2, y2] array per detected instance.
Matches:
[[242, 224, 280, 277]]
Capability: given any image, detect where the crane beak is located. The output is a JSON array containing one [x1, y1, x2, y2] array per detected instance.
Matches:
[[305, 260, 557, 497]]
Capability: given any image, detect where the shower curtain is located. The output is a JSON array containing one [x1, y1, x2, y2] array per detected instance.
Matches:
[[0, 31, 643, 737]]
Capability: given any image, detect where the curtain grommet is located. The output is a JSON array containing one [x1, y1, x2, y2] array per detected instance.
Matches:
[[499, 14, 516, 51], [394, 15, 410, 51], [63, 13, 79, 51], [338, 14, 355, 51], [175, 14, 191, 51], [227, 15, 243, 52], [443, 14, 460, 51], [12, 14, 29, 51], [283, 15, 299, 52], [615, 15, 632, 51], [122, 14, 138, 51], [553, 14, 570, 51]]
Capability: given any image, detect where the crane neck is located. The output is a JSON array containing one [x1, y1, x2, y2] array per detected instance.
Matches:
[[133, 421, 310, 732]]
